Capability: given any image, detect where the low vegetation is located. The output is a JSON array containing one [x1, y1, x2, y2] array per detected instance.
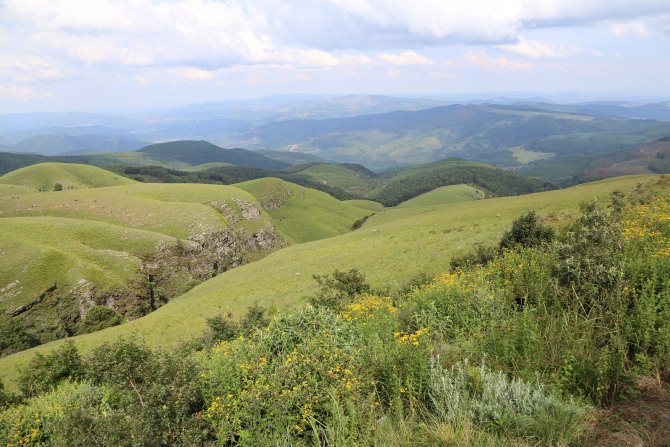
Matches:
[[0, 178, 668, 446]]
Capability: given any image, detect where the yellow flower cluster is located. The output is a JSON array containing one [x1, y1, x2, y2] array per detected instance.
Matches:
[[342, 295, 397, 320], [3, 412, 42, 447], [622, 196, 670, 257], [393, 327, 429, 346], [431, 272, 461, 287]]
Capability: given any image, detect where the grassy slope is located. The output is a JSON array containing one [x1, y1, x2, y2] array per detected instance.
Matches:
[[396, 184, 484, 207], [236, 177, 370, 243], [0, 174, 654, 388], [0, 217, 172, 313], [344, 199, 385, 212], [0, 163, 136, 191], [0, 181, 275, 318], [0, 182, 268, 239], [0, 184, 38, 197]]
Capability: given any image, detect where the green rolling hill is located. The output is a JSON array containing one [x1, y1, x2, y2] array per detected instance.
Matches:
[[0, 163, 136, 191], [236, 177, 370, 243], [396, 184, 484, 207], [280, 162, 378, 195], [0, 173, 657, 388]]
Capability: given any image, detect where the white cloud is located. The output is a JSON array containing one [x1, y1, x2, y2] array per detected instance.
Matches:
[[377, 51, 434, 65], [0, 0, 669, 107], [498, 37, 578, 58], [172, 67, 217, 81], [610, 20, 650, 37], [463, 51, 532, 70], [0, 84, 55, 100], [0, 54, 68, 83], [271, 49, 340, 68]]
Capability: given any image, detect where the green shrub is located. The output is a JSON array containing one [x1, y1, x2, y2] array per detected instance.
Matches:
[[0, 317, 33, 357], [499, 210, 554, 250], [18, 341, 85, 397], [429, 360, 586, 445], [199, 307, 373, 445], [308, 268, 371, 310], [76, 306, 122, 335], [449, 243, 498, 271]]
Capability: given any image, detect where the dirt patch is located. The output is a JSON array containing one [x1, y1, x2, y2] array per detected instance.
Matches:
[[587, 375, 670, 447]]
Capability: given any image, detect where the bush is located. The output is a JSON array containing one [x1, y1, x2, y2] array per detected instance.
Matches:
[[449, 243, 498, 271], [429, 359, 586, 445], [499, 210, 554, 250], [18, 341, 85, 397], [76, 306, 122, 335], [308, 268, 371, 310], [0, 317, 33, 357], [0, 380, 19, 410]]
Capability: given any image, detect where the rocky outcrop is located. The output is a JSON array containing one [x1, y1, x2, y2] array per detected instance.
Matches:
[[6, 283, 57, 317]]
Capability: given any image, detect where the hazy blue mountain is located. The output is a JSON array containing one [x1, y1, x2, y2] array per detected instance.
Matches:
[[10, 134, 149, 156]]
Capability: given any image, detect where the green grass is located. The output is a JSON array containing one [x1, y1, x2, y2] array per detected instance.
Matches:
[[0, 216, 173, 313], [344, 199, 385, 212], [0, 179, 278, 344], [396, 184, 484, 207], [0, 184, 38, 197], [0, 182, 270, 239], [236, 177, 371, 243], [0, 174, 655, 389], [0, 163, 136, 191]]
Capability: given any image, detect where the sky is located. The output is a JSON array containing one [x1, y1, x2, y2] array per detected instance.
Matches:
[[1, 0, 670, 113]]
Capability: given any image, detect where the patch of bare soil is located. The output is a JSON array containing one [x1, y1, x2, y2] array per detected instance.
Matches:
[[587, 375, 670, 447]]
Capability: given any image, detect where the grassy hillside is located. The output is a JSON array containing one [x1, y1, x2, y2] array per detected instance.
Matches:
[[0, 184, 38, 197], [0, 174, 655, 388], [281, 163, 378, 195], [0, 178, 284, 354], [344, 199, 385, 212], [0, 163, 136, 191], [236, 177, 370, 243], [396, 184, 484, 207]]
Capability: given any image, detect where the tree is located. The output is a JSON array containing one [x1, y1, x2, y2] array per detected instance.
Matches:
[[54, 182, 63, 191], [499, 211, 554, 250], [309, 268, 371, 310]]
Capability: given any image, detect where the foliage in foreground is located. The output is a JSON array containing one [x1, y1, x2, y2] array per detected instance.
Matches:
[[1, 185, 669, 446]]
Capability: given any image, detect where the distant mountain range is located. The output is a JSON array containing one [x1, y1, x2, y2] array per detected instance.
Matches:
[[1, 95, 669, 184]]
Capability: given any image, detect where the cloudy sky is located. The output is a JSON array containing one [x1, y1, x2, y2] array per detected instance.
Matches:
[[1, 0, 669, 112]]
